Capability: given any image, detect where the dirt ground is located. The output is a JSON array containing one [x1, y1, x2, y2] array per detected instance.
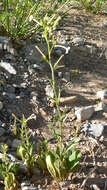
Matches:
[[0, 6, 107, 190]]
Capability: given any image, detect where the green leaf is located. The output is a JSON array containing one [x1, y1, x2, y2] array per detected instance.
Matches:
[[37, 157, 47, 171], [17, 145, 26, 160], [46, 151, 56, 178]]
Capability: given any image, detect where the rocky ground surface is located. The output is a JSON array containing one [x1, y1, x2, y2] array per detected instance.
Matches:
[[0, 6, 107, 190]]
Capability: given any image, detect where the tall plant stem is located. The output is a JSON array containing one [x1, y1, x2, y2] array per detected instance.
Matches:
[[45, 32, 63, 155], [49, 57, 63, 155]]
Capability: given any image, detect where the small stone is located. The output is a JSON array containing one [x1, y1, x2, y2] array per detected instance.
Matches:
[[98, 102, 107, 112], [97, 90, 107, 100], [58, 72, 63, 78], [0, 101, 3, 110], [7, 153, 17, 162], [72, 37, 84, 46], [88, 123, 104, 137], [21, 180, 30, 187], [63, 72, 71, 81], [12, 139, 22, 149], [21, 186, 37, 190], [0, 127, 5, 137], [0, 61, 16, 75], [60, 96, 78, 104], [45, 85, 54, 98], [75, 105, 94, 121], [101, 22, 107, 30]]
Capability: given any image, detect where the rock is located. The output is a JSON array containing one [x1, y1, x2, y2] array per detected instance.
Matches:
[[63, 72, 71, 81], [0, 101, 3, 110], [12, 139, 22, 149], [88, 123, 104, 137], [45, 85, 54, 98], [58, 72, 63, 78], [0, 61, 16, 75], [0, 36, 16, 55], [0, 127, 5, 137], [72, 37, 84, 46], [21, 187, 37, 190], [60, 96, 78, 104], [101, 22, 107, 30], [21, 181, 30, 187], [98, 102, 107, 112], [97, 90, 107, 100], [7, 153, 17, 162], [75, 105, 95, 121]]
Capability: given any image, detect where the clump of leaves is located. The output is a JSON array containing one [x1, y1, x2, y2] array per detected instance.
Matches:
[[14, 114, 36, 176], [35, 14, 81, 182], [0, 144, 19, 190], [46, 139, 81, 182]]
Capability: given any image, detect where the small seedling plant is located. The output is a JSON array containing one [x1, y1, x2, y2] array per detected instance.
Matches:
[[0, 144, 19, 190], [35, 14, 81, 182], [14, 114, 36, 176]]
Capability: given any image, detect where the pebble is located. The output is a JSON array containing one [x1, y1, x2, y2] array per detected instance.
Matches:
[[87, 123, 104, 137], [75, 105, 95, 121], [101, 22, 107, 30], [21, 186, 37, 190], [98, 102, 107, 112], [0, 101, 3, 110], [97, 90, 107, 100], [72, 37, 84, 46], [21, 181, 30, 187], [45, 85, 54, 98], [0, 61, 16, 75], [58, 71, 63, 78]]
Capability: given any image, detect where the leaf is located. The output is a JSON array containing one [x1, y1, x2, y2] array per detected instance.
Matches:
[[46, 152, 56, 178], [37, 157, 47, 171], [54, 54, 64, 70], [17, 145, 26, 160], [64, 138, 80, 155], [56, 146, 60, 157]]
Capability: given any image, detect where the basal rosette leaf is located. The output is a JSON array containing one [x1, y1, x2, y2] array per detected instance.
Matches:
[[46, 151, 56, 179]]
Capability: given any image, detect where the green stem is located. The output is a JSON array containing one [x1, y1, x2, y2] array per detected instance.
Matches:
[[5, 0, 9, 32], [49, 59, 63, 155]]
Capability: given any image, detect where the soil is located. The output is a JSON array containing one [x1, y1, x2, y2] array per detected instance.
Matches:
[[0, 6, 107, 190]]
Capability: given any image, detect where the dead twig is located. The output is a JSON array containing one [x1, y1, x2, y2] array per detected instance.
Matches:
[[81, 166, 97, 188]]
